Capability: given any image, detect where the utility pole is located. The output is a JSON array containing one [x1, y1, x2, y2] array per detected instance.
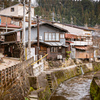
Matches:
[[22, 0, 25, 60], [28, 0, 31, 58], [37, 15, 39, 63]]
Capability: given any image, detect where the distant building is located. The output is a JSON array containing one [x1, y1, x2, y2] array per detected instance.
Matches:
[[0, 3, 34, 19], [53, 23, 94, 60], [0, 14, 21, 42]]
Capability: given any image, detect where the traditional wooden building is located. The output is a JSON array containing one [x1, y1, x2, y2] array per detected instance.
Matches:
[[1, 23, 69, 60], [53, 23, 94, 60]]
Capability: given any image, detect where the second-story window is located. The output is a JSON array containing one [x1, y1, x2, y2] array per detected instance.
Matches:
[[45, 32, 60, 41], [60, 34, 64, 39], [11, 8, 14, 12]]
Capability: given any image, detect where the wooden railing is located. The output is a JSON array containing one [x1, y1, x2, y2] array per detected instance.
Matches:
[[0, 57, 34, 89]]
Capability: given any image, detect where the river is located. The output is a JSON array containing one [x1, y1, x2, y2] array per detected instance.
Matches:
[[50, 72, 94, 100]]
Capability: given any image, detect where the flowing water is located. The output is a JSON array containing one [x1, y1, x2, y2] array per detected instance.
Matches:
[[50, 72, 94, 100]]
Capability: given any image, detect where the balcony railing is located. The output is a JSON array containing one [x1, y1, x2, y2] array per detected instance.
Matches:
[[70, 41, 93, 46]]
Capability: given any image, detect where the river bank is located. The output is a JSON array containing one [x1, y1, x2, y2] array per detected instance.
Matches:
[[28, 62, 100, 100], [90, 70, 100, 100], [51, 72, 94, 100]]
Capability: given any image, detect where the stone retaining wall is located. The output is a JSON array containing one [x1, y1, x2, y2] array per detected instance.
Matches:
[[90, 62, 100, 100], [1, 62, 100, 100], [37, 63, 92, 100]]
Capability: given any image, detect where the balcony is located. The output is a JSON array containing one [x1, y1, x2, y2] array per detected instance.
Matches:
[[70, 41, 93, 46]]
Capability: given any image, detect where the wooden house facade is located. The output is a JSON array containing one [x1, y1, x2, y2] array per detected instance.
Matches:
[[1, 23, 69, 60]]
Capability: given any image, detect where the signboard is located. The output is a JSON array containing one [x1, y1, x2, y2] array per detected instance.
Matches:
[[0, 19, 1, 25]]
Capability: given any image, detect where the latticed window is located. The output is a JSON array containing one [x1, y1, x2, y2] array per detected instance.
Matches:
[[45, 32, 60, 41]]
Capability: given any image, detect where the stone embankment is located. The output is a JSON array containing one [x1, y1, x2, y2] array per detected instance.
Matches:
[[1, 61, 100, 100], [90, 63, 100, 100], [29, 62, 100, 100]]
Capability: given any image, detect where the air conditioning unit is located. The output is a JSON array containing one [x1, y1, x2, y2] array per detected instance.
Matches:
[[39, 36, 42, 40], [57, 55, 62, 59], [59, 55, 62, 59]]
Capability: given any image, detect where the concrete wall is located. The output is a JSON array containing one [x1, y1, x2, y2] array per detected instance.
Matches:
[[0, 5, 18, 17], [0, 4, 34, 18]]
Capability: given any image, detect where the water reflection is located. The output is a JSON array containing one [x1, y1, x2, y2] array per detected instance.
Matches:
[[51, 72, 94, 100]]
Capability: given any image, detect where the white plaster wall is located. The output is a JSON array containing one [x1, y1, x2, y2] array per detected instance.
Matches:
[[0, 4, 34, 18], [18, 5, 34, 18], [0, 5, 18, 17]]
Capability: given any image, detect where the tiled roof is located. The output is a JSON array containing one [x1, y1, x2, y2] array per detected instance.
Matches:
[[0, 23, 21, 28], [31, 40, 69, 47]]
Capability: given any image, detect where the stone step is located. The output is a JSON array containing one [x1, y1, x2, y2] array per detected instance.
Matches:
[[29, 98, 38, 100], [48, 79, 52, 82], [28, 94, 38, 100], [48, 82, 52, 84]]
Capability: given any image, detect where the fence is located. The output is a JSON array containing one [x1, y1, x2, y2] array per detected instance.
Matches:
[[0, 57, 34, 89], [0, 54, 48, 89]]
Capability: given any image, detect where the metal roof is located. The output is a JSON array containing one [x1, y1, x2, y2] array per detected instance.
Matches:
[[53, 22, 94, 31], [1, 41, 19, 44], [31, 40, 68, 47], [0, 29, 22, 36], [0, 22, 68, 36]]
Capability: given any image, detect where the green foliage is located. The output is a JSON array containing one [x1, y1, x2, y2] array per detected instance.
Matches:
[[66, 51, 71, 54], [1, 0, 100, 26], [35, 0, 100, 26], [90, 79, 100, 100], [25, 97, 30, 100], [29, 87, 35, 92], [66, 51, 71, 60]]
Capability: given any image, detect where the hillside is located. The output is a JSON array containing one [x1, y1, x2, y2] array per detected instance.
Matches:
[[0, 0, 100, 27], [35, 0, 100, 27]]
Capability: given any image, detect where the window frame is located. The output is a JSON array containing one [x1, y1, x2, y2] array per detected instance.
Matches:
[[44, 32, 60, 42], [50, 47, 58, 53], [11, 7, 14, 12], [60, 33, 65, 39]]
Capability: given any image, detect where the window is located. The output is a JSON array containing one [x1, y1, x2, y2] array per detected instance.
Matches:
[[54, 47, 58, 52], [45, 32, 59, 41], [52, 33, 55, 41], [56, 33, 59, 41], [60, 34, 64, 39], [45, 33, 48, 41], [49, 33, 52, 41], [51, 47, 54, 52], [50, 47, 58, 52], [11, 8, 14, 12]]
